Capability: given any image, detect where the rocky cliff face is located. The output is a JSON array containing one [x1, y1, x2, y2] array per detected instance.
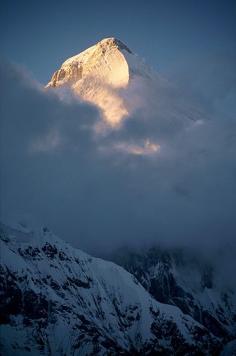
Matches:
[[111, 247, 236, 346], [0, 223, 221, 355]]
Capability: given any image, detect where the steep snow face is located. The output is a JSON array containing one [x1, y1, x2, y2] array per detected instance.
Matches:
[[46, 38, 154, 126], [0, 223, 220, 355], [112, 247, 236, 344], [51, 38, 131, 89]]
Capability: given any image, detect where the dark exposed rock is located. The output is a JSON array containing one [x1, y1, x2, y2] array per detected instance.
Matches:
[[42, 243, 58, 258], [112, 247, 235, 343]]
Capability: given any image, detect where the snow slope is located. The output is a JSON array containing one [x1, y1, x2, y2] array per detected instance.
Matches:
[[0, 223, 220, 355]]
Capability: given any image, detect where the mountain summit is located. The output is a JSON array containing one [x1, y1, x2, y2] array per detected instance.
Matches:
[[46, 38, 153, 126]]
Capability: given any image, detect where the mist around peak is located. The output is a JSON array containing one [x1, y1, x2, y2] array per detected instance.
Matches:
[[1, 58, 236, 257]]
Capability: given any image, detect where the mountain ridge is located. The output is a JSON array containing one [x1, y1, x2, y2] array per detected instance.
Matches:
[[110, 246, 236, 341], [0, 222, 221, 355]]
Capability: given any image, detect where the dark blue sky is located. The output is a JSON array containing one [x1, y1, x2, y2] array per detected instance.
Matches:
[[1, 0, 235, 83]]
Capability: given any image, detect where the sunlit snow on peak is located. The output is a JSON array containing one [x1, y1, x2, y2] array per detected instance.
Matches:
[[46, 38, 154, 126]]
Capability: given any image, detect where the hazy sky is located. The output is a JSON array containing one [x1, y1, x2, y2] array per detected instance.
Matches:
[[1, 0, 236, 83]]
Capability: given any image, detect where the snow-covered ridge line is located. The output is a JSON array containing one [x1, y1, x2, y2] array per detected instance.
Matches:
[[62, 38, 133, 67], [0, 222, 220, 355]]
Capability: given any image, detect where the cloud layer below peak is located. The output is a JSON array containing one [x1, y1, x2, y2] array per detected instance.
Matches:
[[0, 60, 236, 255]]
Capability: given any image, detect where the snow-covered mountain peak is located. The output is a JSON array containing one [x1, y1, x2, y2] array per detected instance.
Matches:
[[46, 38, 154, 126], [97, 37, 133, 54]]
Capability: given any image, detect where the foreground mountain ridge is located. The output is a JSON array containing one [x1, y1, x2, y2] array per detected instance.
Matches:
[[0, 222, 221, 355]]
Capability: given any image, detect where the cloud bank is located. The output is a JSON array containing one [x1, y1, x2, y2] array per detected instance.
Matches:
[[0, 60, 236, 255]]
